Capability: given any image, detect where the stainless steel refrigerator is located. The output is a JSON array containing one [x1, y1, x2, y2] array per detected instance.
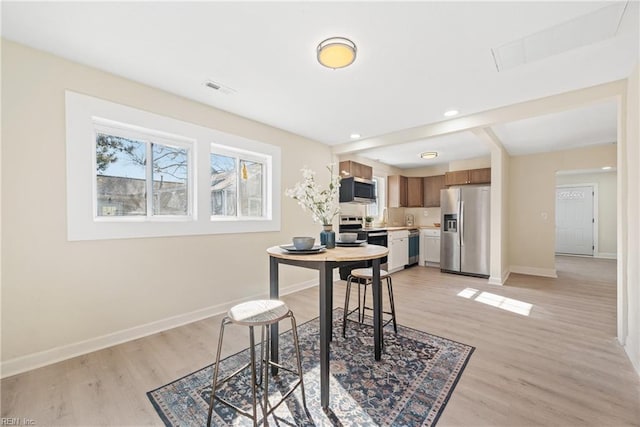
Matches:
[[440, 186, 490, 277]]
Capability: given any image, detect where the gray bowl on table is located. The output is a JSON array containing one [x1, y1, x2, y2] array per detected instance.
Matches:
[[292, 236, 315, 250], [339, 233, 358, 243]]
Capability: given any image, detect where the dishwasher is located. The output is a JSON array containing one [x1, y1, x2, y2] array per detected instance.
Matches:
[[407, 229, 420, 267]]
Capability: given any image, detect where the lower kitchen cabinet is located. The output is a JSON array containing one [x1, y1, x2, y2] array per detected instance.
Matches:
[[388, 230, 409, 272], [421, 229, 440, 266]]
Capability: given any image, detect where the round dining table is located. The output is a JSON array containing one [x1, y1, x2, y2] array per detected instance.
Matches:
[[266, 244, 389, 410]]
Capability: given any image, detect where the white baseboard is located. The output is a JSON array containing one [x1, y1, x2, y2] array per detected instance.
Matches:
[[595, 252, 617, 259], [624, 344, 640, 378], [1, 279, 319, 379], [488, 268, 511, 285], [510, 265, 558, 278]]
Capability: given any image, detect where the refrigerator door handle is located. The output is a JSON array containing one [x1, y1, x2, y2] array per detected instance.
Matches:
[[460, 201, 464, 246]]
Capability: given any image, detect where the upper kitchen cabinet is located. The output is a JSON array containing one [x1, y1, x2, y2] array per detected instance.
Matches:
[[406, 177, 423, 207], [388, 175, 422, 207], [444, 170, 471, 186], [387, 175, 407, 208], [339, 160, 373, 180], [469, 167, 491, 184], [444, 168, 491, 186], [423, 174, 445, 207]]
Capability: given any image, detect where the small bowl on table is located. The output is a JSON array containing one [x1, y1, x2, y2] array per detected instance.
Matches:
[[292, 236, 315, 250], [339, 233, 358, 243]]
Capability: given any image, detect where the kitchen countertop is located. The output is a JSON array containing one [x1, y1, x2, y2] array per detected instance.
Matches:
[[366, 225, 440, 231]]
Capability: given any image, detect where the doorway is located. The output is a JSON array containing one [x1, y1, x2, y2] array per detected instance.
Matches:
[[555, 185, 595, 256]]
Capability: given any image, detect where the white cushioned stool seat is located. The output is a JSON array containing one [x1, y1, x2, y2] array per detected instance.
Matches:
[[207, 299, 307, 426]]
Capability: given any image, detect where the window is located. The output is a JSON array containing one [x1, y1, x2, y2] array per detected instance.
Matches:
[[369, 176, 386, 220], [94, 122, 192, 219], [66, 91, 281, 240], [210, 146, 269, 219]]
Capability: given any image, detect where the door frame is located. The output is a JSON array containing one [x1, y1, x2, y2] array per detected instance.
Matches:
[[555, 183, 599, 257]]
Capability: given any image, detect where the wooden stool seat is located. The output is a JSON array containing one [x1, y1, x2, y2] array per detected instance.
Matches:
[[349, 267, 391, 279]]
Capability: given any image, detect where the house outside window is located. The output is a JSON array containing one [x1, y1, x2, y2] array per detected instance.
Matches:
[[210, 145, 268, 219]]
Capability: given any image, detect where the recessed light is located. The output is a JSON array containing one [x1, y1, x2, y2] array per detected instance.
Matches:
[[420, 152, 438, 159], [350, 133, 361, 139], [602, 166, 612, 170], [444, 109, 459, 117]]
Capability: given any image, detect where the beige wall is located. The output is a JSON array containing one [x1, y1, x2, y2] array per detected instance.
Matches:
[[449, 156, 491, 172], [556, 171, 617, 257], [623, 63, 640, 375], [509, 144, 617, 276], [1, 41, 332, 370]]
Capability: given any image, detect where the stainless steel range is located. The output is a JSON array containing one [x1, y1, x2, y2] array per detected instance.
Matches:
[[338, 215, 388, 279]]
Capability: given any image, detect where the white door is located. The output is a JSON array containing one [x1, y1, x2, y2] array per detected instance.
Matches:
[[556, 186, 594, 255]]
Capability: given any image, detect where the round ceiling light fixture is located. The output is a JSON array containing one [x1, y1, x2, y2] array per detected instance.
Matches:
[[444, 109, 459, 117], [420, 151, 439, 160], [317, 37, 357, 69]]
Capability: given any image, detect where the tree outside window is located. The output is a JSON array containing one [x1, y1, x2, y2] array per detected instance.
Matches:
[[95, 133, 190, 217]]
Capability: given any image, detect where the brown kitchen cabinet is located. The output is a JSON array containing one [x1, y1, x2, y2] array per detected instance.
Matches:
[[423, 174, 445, 207], [387, 175, 408, 208], [444, 168, 491, 185], [469, 167, 491, 184], [339, 160, 373, 180], [444, 170, 470, 186], [406, 177, 423, 207]]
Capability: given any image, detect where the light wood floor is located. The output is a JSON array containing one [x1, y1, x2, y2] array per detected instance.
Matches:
[[2, 256, 639, 426]]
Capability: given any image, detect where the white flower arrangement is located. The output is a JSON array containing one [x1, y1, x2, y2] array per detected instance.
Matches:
[[286, 164, 341, 226]]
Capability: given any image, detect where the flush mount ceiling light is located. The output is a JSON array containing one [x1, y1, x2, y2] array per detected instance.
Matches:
[[317, 37, 357, 69], [350, 133, 361, 139], [444, 109, 459, 117], [420, 152, 438, 160]]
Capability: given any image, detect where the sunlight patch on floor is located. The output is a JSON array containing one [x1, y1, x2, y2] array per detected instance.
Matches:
[[457, 288, 533, 316]]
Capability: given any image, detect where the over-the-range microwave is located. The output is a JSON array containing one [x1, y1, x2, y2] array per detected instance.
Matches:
[[339, 176, 376, 204]]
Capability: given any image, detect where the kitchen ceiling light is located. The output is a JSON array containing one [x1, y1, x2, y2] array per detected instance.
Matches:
[[444, 109, 459, 117], [350, 133, 361, 139], [420, 152, 438, 159], [317, 37, 357, 69], [602, 166, 613, 170]]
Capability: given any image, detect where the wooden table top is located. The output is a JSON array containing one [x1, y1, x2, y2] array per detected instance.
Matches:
[[267, 244, 388, 262]]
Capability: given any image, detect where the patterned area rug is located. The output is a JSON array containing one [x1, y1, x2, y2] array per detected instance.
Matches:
[[148, 309, 474, 426]]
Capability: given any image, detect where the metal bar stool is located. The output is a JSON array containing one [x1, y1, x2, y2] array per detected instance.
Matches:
[[342, 267, 398, 338], [207, 300, 307, 427]]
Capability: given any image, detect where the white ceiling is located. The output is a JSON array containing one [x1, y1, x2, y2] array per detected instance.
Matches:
[[2, 1, 638, 169]]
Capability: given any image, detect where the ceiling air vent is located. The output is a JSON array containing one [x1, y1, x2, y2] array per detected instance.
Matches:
[[204, 80, 236, 95], [492, 1, 629, 71]]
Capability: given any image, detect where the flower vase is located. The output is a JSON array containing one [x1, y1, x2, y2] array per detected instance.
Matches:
[[320, 224, 336, 249]]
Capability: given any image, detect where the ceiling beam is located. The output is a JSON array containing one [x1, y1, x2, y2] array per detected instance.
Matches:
[[332, 79, 626, 155], [471, 127, 506, 153]]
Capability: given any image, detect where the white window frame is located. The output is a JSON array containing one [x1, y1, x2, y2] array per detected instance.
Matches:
[[369, 175, 386, 221], [66, 91, 281, 241], [93, 118, 195, 221], [210, 143, 271, 221]]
